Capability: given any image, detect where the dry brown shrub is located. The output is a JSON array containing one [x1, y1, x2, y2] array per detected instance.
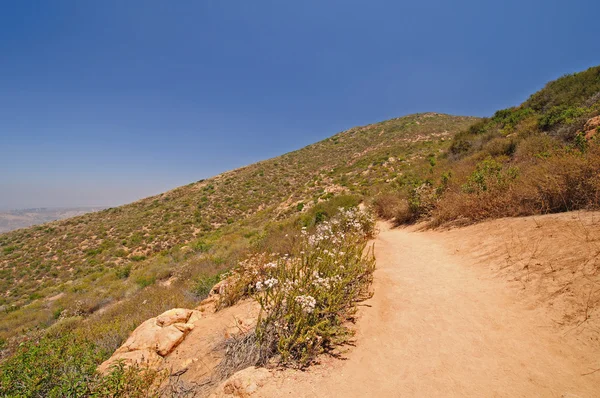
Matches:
[[393, 200, 415, 225], [526, 147, 600, 212], [482, 137, 516, 158], [372, 193, 404, 220], [513, 134, 560, 162], [431, 143, 600, 226]]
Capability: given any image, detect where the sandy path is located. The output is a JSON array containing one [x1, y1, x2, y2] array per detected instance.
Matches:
[[255, 223, 599, 397]]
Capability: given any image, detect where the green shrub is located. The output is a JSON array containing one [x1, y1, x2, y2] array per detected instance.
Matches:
[[192, 240, 212, 252], [0, 333, 164, 397], [52, 307, 64, 320], [538, 106, 586, 131], [0, 334, 102, 397], [462, 158, 519, 194], [2, 246, 17, 255], [91, 361, 166, 397], [393, 182, 437, 224], [193, 273, 221, 299], [465, 118, 490, 136], [492, 107, 533, 130], [525, 66, 600, 111], [300, 194, 361, 228], [115, 265, 131, 280], [135, 276, 155, 288]]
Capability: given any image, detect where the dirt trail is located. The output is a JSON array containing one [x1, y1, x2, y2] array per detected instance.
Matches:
[[253, 222, 600, 397]]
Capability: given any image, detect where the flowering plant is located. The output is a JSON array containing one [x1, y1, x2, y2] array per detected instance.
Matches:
[[247, 206, 376, 366]]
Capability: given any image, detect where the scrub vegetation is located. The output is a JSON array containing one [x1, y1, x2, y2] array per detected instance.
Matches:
[[374, 65, 600, 226], [0, 112, 474, 341]]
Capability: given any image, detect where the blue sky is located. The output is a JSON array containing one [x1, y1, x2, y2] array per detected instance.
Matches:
[[1, 0, 599, 209]]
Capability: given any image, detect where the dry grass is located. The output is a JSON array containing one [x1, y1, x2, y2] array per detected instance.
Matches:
[[215, 331, 265, 380]]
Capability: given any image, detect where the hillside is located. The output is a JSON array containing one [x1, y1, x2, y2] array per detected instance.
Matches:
[[374, 65, 600, 226], [0, 113, 476, 340]]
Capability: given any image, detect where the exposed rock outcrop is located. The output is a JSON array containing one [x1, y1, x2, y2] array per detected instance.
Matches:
[[583, 115, 600, 139], [98, 308, 200, 373], [97, 294, 261, 397]]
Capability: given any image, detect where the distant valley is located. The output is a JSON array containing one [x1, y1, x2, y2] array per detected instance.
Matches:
[[0, 207, 106, 233]]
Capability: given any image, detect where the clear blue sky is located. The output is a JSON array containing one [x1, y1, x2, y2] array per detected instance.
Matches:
[[1, 0, 599, 210]]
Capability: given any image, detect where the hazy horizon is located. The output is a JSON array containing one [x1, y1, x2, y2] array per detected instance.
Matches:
[[2, 1, 599, 209], [0, 178, 190, 211]]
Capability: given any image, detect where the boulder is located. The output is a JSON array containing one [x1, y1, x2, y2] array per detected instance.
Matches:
[[97, 348, 163, 374], [98, 308, 197, 374], [187, 310, 204, 324], [583, 115, 600, 140], [210, 367, 271, 398], [116, 318, 162, 354], [156, 308, 193, 326], [156, 324, 186, 356], [173, 322, 195, 333]]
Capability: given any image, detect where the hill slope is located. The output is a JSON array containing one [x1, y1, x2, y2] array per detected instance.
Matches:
[[372, 65, 600, 226], [0, 113, 476, 339]]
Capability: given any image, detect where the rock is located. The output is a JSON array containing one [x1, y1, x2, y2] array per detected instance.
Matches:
[[187, 310, 203, 324], [156, 325, 186, 356], [98, 299, 262, 391], [210, 367, 271, 398], [173, 322, 195, 333], [583, 115, 600, 140], [98, 348, 163, 374], [116, 318, 163, 354], [98, 308, 197, 374], [179, 357, 199, 369], [156, 308, 193, 326]]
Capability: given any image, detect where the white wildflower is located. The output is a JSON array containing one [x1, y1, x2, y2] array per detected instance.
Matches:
[[264, 278, 279, 289], [295, 295, 316, 313]]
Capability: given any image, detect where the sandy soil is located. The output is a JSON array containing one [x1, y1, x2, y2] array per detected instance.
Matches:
[[246, 218, 600, 397]]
